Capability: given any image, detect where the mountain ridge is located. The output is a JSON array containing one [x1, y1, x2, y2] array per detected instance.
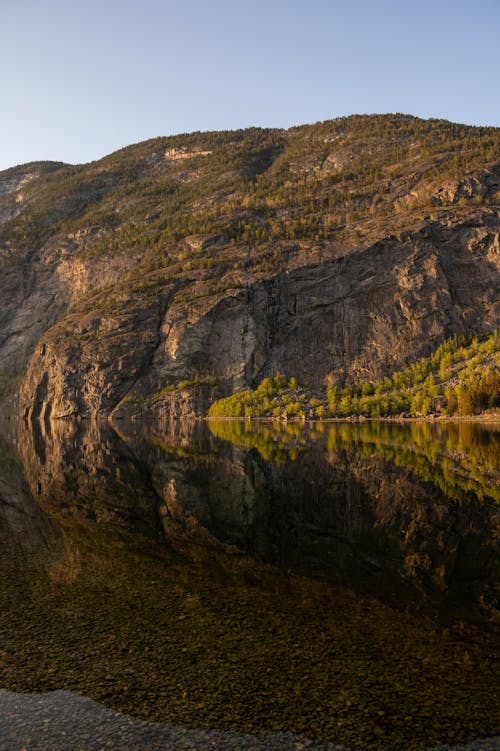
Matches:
[[0, 114, 498, 420]]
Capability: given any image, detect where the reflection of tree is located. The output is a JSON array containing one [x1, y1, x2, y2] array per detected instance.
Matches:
[[1, 415, 499, 751], [208, 419, 500, 504], [207, 419, 310, 463]]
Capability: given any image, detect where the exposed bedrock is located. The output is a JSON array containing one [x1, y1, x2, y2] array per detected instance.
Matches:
[[18, 218, 499, 419]]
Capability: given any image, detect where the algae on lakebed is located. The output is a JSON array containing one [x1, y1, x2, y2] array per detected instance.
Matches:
[[1, 527, 499, 751]]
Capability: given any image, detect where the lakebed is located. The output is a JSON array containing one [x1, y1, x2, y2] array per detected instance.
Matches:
[[0, 418, 498, 751]]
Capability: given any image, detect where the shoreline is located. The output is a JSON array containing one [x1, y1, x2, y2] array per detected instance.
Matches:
[[203, 413, 500, 424], [0, 689, 498, 751]]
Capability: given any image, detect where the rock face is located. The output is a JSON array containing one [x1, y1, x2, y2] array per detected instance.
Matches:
[[18, 216, 500, 420], [0, 115, 498, 419]]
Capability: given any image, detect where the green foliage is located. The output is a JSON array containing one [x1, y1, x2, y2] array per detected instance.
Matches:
[[208, 373, 317, 419], [153, 374, 218, 399], [208, 331, 499, 419], [327, 330, 499, 418]]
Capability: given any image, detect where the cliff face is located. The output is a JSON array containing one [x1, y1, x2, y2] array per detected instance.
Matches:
[[0, 116, 498, 419], [18, 215, 500, 420]]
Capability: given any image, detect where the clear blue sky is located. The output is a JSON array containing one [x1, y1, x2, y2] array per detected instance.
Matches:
[[2, 0, 499, 171]]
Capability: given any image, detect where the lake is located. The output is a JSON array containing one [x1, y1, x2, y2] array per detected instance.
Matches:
[[0, 418, 499, 750]]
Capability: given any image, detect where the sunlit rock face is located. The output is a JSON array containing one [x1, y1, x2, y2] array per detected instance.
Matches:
[[17, 221, 500, 420], [0, 117, 497, 420]]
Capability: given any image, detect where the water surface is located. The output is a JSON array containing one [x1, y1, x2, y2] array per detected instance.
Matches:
[[0, 418, 498, 750]]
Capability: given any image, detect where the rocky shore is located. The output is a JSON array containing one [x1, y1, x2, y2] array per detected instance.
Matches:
[[1, 690, 499, 751]]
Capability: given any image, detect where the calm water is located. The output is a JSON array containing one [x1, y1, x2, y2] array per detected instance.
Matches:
[[0, 418, 499, 750]]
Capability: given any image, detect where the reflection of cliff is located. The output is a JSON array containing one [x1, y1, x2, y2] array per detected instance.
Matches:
[[0, 432, 63, 569], [16, 418, 162, 542], [2, 419, 500, 749], [128, 420, 500, 620], [208, 419, 500, 504], [9, 417, 500, 621]]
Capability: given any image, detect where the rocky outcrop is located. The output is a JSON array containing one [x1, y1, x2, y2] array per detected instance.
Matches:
[[18, 214, 500, 420], [0, 162, 66, 224], [0, 116, 497, 420], [0, 229, 138, 376]]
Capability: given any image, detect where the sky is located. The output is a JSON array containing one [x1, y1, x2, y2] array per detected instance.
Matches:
[[1, 0, 500, 171]]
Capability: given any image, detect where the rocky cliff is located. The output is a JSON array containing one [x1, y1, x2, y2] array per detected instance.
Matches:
[[0, 115, 498, 419]]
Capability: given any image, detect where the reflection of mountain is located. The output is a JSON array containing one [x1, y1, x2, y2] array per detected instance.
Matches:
[[147, 420, 500, 620], [1, 419, 500, 750], [18, 418, 161, 538], [208, 420, 500, 504], [0, 429, 64, 566], [8, 417, 500, 620]]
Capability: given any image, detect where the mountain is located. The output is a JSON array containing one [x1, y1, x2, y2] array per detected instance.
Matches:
[[0, 114, 498, 421]]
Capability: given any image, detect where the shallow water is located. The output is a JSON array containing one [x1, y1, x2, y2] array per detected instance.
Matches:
[[0, 418, 498, 750]]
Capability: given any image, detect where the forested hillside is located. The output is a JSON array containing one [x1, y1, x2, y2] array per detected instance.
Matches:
[[208, 331, 499, 419], [0, 115, 498, 420]]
